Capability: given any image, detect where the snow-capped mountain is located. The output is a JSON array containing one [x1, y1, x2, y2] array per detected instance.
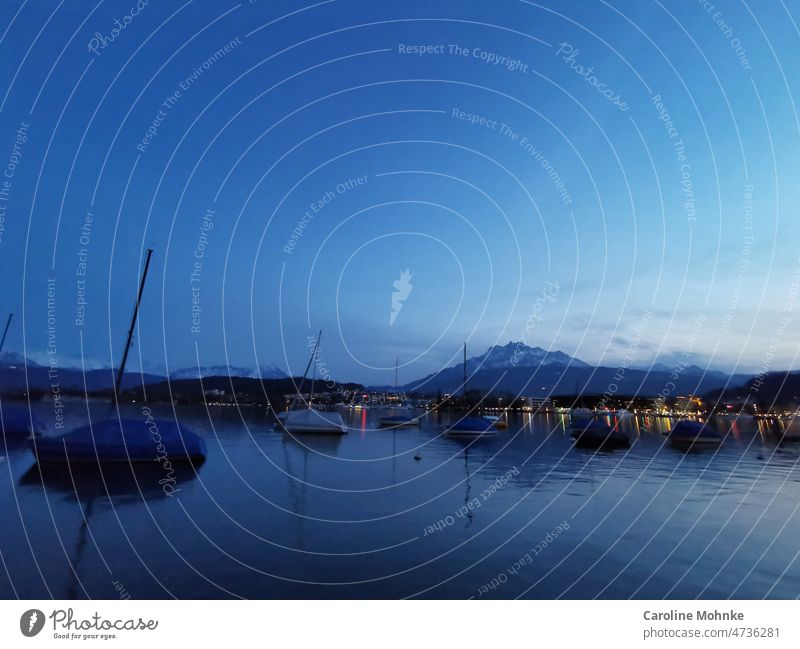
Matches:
[[399, 342, 751, 396], [0, 351, 35, 367], [404, 342, 589, 393], [466, 341, 590, 371], [170, 364, 288, 380]]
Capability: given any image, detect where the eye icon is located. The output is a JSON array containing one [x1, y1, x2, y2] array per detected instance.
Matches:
[[20, 609, 45, 637]]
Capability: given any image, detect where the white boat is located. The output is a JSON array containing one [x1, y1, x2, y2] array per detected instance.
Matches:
[[716, 411, 754, 420], [378, 414, 419, 428], [277, 330, 347, 435], [280, 408, 346, 434]]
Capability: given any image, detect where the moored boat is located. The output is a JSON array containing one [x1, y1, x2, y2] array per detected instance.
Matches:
[[446, 416, 497, 438], [774, 420, 800, 441], [569, 407, 595, 428], [28, 250, 208, 465], [668, 420, 722, 449], [484, 413, 508, 429], [280, 408, 347, 434], [31, 418, 207, 463], [277, 330, 348, 435], [571, 419, 630, 449], [378, 414, 419, 428], [1, 404, 43, 438]]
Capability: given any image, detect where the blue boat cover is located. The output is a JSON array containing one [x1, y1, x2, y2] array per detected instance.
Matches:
[[1, 404, 42, 437], [451, 416, 493, 431], [670, 420, 719, 439], [32, 417, 207, 463]]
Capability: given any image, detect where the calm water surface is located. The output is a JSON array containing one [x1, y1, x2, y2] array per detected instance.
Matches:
[[2, 400, 799, 599]]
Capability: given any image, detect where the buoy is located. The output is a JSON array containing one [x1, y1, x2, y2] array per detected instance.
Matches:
[[414, 453, 422, 461]]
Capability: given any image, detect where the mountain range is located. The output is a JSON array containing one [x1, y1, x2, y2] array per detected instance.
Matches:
[[399, 342, 750, 397], [0, 343, 755, 399], [169, 365, 287, 380], [0, 353, 288, 394]]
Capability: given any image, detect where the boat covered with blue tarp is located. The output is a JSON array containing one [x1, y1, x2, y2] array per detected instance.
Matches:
[[1, 404, 43, 438], [668, 420, 722, 449], [446, 416, 497, 437], [570, 419, 630, 449], [31, 418, 207, 463]]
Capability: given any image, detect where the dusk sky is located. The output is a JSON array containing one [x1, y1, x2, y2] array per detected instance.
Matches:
[[2, 0, 800, 385]]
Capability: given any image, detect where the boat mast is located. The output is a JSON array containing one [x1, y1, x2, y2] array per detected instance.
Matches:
[[295, 329, 321, 408], [309, 330, 321, 408], [463, 342, 467, 398], [0, 313, 12, 353], [395, 356, 398, 390], [114, 248, 153, 403]]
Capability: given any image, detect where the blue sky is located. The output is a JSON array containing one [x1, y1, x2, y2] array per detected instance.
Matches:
[[1, 0, 799, 384]]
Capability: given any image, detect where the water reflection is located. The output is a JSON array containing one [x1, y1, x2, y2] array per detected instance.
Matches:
[[19, 460, 204, 502], [16, 460, 204, 598], [1, 403, 799, 599]]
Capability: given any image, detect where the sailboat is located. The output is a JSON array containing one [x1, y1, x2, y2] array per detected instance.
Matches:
[[446, 342, 497, 438], [0, 313, 43, 438], [31, 250, 207, 463], [570, 419, 630, 449], [447, 415, 497, 437], [379, 357, 419, 428], [775, 416, 800, 441], [1, 406, 42, 438], [667, 419, 722, 449], [279, 331, 346, 435], [483, 412, 509, 429]]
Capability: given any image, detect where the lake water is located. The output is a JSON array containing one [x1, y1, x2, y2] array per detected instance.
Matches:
[[2, 401, 799, 599]]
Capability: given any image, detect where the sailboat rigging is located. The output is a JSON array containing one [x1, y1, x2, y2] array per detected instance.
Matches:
[[31, 249, 207, 463], [278, 330, 346, 434]]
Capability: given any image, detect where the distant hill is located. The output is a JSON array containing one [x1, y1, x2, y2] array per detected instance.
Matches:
[[0, 345, 758, 402], [0, 362, 166, 394], [122, 376, 365, 406], [0, 354, 288, 396], [704, 371, 800, 408]]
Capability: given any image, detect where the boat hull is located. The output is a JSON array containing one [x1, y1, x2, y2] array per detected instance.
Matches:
[[1, 405, 43, 438], [570, 421, 630, 449], [484, 416, 508, 429], [572, 433, 630, 449], [669, 436, 721, 447], [379, 416, 418, 428], [446, 416, 497, 437], [280, 409, 347, 434], [31, 418, 207, 463], [668, 421, 722, 449], [569, 408, 595, 428], [447, 429, 498, 438]]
